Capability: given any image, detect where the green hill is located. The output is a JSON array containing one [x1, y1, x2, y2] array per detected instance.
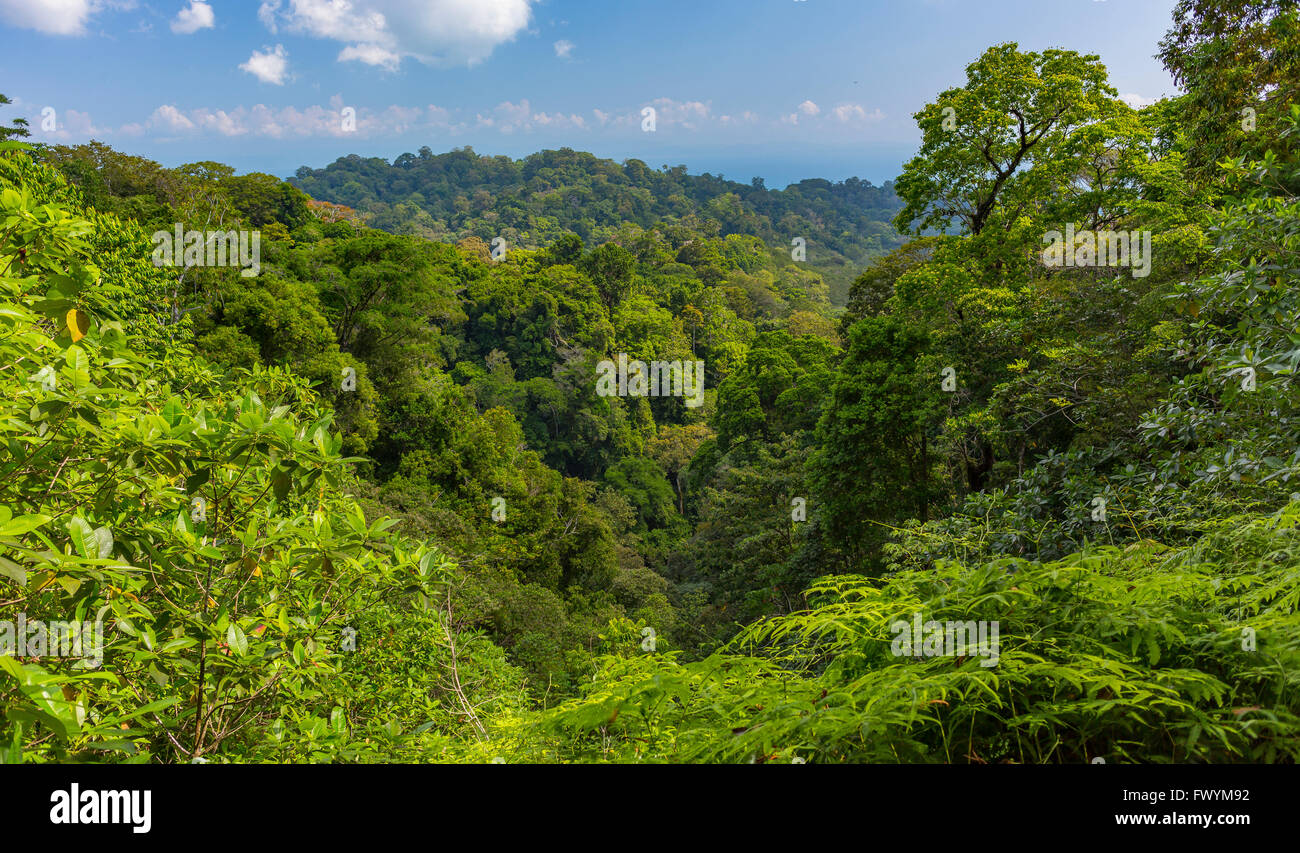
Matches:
[[289, 146, 905, 304]]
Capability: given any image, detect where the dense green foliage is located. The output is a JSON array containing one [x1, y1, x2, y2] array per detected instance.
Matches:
[[289, 146, 905, 304], [3, 1, 1300, 763]]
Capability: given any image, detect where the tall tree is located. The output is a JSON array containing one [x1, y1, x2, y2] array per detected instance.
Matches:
[[1158, 0, 1300, 182], [809, 317, 941, 564], [894, 43, 1136, 237]]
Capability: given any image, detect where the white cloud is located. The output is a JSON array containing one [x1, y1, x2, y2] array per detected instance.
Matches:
[[472, 99, 584, 133], [1120, 93, 1157, 109], [553, 39, 573, 59], [642, 98, 710, 129], [533, 110, 584, 129], [150, 104, 197, 131], [783, 100, 820, 125], [194, 110, 243, 136], [478, 99, 529, 130], [783, 101, 882, 126], [97, 92, 894, 143], [257, 0, 279, 33], [424, 104, 453, 126], [134, 101, 459, 139], [28, 107, 103, 140], [240, 44, 290, 85], [832, 104, 883, 122], [170, 0, 213, 34], [259, 0, 536, 69], [590, 99, 718, 131], [339, 42, 400, 70], [0, 0, 130, 36]]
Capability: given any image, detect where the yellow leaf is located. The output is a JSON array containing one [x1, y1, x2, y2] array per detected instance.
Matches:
[[66, 308, 89, 342]]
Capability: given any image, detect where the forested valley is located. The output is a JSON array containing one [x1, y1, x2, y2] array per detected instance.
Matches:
[[2, 1, 1300, 764]]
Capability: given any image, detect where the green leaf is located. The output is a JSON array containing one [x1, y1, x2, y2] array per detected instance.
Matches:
[[67, 517, 94, 559], [60, 345, 90, 390], [0, 657, 79, 739], [0, 513, 50, 538], [0, 555, 25, 586], [161, 397, 185, 427], [226, 624, 248, 657], [185, 467, 211, 493], [92, 525, 113, 559], [271, 468, 291, 502], [173, 509, 194, 535]]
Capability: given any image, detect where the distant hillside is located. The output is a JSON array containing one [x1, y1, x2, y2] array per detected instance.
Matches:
[[290, 146, 905, 304]]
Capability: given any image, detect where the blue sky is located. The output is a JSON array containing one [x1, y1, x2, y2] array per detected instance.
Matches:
[[0, 0, 1182, 188]]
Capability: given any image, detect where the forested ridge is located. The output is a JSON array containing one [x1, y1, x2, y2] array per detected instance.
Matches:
[[2, 0, 1300, 764], [289, 146, 905, 304]]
